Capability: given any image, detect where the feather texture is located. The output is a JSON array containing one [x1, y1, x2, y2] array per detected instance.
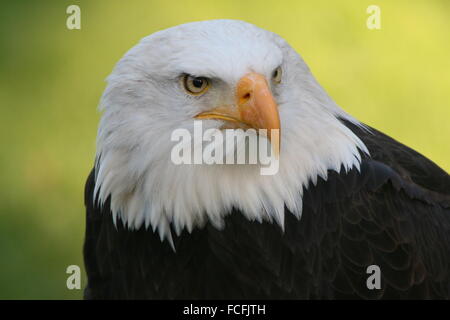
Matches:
[[84, 122, 450, 299]]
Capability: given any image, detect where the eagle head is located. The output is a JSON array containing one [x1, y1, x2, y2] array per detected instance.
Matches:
[[94, 20, 367, 246]]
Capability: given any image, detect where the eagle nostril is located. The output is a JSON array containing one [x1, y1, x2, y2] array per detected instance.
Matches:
[[240, 92, 251, 104]]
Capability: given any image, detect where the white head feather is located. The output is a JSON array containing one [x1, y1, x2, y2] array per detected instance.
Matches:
[[94, 20, 368, 247]]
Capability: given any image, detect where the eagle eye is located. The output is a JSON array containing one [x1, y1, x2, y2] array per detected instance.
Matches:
[[272, 66, 282, 83], [182, 75, 210, 95]]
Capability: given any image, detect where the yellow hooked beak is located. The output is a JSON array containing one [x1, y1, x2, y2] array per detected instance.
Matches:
[[194, 72, 280, 153]]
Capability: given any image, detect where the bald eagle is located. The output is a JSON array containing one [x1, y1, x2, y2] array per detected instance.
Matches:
[[83, 20, 450, 299]]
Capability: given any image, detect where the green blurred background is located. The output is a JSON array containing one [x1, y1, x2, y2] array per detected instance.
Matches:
[[0, 0, 448, 299]]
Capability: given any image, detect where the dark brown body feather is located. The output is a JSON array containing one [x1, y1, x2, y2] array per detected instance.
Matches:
[[83, 122, 450, 299]]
